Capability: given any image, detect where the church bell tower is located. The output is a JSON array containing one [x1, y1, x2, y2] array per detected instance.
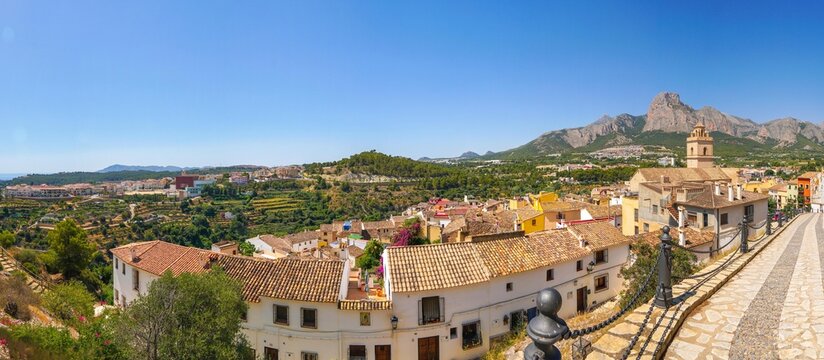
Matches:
[[686, 123, 713, 168]]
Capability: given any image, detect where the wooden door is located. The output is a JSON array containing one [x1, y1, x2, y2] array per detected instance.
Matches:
[[576, 287, 587, 313], [264, 347, 278, 360], [417, 336, 439, 360], [375, 344, 391, 360]]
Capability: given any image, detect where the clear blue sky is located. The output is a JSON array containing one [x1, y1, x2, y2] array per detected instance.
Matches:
[[2, 1, 823, 173]]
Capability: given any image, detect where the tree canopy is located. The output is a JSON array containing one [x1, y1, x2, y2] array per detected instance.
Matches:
[[46, 219, 96, 279], [110, 268, 251, 360]]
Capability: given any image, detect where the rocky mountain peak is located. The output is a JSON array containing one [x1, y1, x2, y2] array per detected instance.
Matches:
[[649, 92, 687, 110]]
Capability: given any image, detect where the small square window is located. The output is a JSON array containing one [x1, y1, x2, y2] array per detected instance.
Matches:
[[450, 327, 458, 339], [506, 282, 513, 292], [531, 219, 537, 226], [302, 352, 319, 360], [462, 321, 482, 350], [274, 305, 289, 325], [348, 345, 366, 360], [546, 269, 554, 281], [576, 260, 583, 272], [595, 250, 608, 264], [595, 274, 609, 292], [301, 308, 317, 329]]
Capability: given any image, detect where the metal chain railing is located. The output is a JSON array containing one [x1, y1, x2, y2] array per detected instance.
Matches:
[[671, 228, 741, 254], [562, 260, 658, 341], [523, 212, 801, 360]]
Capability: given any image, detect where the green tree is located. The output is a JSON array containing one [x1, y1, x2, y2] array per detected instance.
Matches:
[[619, 241, 696, 309], [111, 268, 251, 360], [0, 230, 15, 248], [356, 240, 384, 270], [42, 281, 95, 325], [238, 241, 255, 256], [46, 219, 96, 279]]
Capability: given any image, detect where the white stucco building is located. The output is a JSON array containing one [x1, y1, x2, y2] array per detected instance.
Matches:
[[112, 221, 631, 360]]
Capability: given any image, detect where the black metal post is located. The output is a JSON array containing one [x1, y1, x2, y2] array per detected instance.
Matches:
[[525, 288, 568, 360], [778, 212, 784, 227], [740, 220, 749, 254], [653, 226, 673, 308], [766, 212, 772, 236]]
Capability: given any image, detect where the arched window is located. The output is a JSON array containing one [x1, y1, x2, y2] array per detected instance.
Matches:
[[690, 147, 694, 155], [703, 147, 707, 156]]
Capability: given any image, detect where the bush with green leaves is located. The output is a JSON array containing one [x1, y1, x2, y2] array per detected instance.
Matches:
[[42, 281, 95, 325], [0, 230, 15, 248], [619, 241, 697, 309]]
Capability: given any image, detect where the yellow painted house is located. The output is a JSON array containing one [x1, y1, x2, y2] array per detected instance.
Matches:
[[529, 192, 559, 212], [514, 207, 544, 234], [621, 195, 639, 236], [744, 179, 777, 194]]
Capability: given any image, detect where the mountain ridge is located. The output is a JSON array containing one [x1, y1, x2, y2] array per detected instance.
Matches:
[[491, 92, 824, 158]]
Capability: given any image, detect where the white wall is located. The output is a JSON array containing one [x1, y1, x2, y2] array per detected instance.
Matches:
[[112, 255, 159, 307], [386, 244, 630, 359], [114, 243, 630, 360]]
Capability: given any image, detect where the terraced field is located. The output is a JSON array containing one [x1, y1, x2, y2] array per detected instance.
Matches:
[[251, 197, 304, 213]]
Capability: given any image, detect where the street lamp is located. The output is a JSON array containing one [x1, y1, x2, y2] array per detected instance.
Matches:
[[390, 315, 398, 330], [586, 261, 595, 272]]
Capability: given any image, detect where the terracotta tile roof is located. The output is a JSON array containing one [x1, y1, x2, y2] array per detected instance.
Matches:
[[347, 246, 364, 258], [112, 241, 344, 303], [635, 227, 717, 248], [111, 241, 212, 276], [768, 184, 787, 192], [582, 204, 622, 219], [216, 255, 343, 303], [338, 300, 392, 311], [362, 220, 394, 230], [567, 222, 631, 251], [799, 171, 818, 180], [541, 201, 583, 212], [284, 230, 321, 244], [319, 224, 335, 232], [634, 168, 736, 185], [256, 235, 292, 253], [514, 207, 542, 221], [676, 186, 769, 209], [386, 242, 490, 293], [386, 226, 631, 292], [475, 231, 589, 277]]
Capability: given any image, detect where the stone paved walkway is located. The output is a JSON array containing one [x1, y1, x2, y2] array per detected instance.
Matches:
[[668, 214, 823, 359]]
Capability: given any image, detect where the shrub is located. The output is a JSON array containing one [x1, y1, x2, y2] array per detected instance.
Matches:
[[0, 276, 39, 321], [42, 281, 95, 325]]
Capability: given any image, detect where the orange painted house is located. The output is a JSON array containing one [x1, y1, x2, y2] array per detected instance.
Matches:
[[798, 171, 817, 205]]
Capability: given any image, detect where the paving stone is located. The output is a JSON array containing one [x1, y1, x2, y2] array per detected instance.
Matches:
[[668, 215, 819, 359]]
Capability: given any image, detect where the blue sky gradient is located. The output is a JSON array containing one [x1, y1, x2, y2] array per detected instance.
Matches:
[[2, 1, 823, 173]]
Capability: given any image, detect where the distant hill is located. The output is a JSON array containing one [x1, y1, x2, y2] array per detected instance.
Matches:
[[418, 150, 491, 162], [490, 92, 824, 158], [98, 164, 191, 173]]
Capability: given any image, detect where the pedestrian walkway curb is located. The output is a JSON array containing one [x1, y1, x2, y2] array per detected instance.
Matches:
[[587, 214, 801, 359]]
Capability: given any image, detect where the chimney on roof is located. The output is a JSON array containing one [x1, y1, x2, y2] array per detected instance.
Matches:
[[727, 183, 734, 202], [736, 184, 742, 201], [130, 247, 139, 262], [714, 182, 721, 196]]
